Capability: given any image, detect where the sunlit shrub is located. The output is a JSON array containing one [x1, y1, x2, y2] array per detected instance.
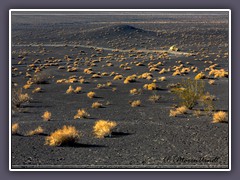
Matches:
[[45, 125, 80, 146], [93, 120, 117, 138]]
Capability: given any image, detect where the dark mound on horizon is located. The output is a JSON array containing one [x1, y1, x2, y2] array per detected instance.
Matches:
[[78, 24, 158, 49], [82, 24, 154, 37]]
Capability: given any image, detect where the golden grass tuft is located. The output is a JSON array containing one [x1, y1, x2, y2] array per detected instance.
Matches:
[[93, 120, 117, 138], [26, 126, 44, 136], [193, 110, 202, 117], [143, 83, 158, 90], [42, 111, 51, 121], [66, 85, 74, 94], [158, 76, 166, 81], [131, 100, 141, 107], [172, 70, 181, 76], [195, 72, 206, 80], [113, 74, 123, 80], [74, 86, 82, 93], [124, 75, 137, 84], [74, 109, 90, 119], [32, 87, 41, 93], [12, 123, 19, 135], [23, 84, 31, 89], [92, 102, 103, 108], [45, 125, 80, 146], [208, 80, 215, 85], [87, 91, 96, 98], [12, 88, 31, 108], [149, 94, 161, 103], [169, 106, 188, 117], [130, 88, 141, 95], [212, 111, 228, 123]]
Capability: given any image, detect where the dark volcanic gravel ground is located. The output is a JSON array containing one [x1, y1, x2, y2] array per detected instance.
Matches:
[[11, 11, 229, 169]]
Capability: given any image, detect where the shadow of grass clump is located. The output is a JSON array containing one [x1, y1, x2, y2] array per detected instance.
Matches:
[[108, 132, 133, 138], [60, 142, 106, 148]]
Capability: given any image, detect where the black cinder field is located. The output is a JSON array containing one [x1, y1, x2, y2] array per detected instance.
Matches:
[[10, 10, 229, 169]]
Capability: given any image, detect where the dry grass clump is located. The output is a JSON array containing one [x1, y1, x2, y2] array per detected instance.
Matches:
[[159, 68, 167, 74], [208, 80, 215, 85], [131, 100, 141, 107], [195, 72, 206, 80], [31, 72, 49, 84], [93, 120, 117, 138], [143, 83, 158, 90], [130, 88, 141, 95], [124, 75, 137, 84], [92, 102, 103, 108], [149, 94, 161, 103], [45, 125, 80, 146], [74, 86, 82, 93], [172, 70, 181, 76], [26, 126, 44, 136], [23, 84, 31, 89], [32, 87, 42, 93], [87, 91, 96, 98], [138, 72, 153, 80], [84, 68, 93, 74], [169, 106, 188, 117], [209, 69, 228, 78], [193, 110, 202, 117], [66, 85, 74, 94], [74, 109, 90, 119], [113, 74, 123, 80], [158, 76, 166, 81], [212, 111, 228, 123], [169, 45, 179, 51], [92, 73, 101, 78], [67, 67, 78, 72], [42, 111, 51, 121], [12, 123, 19, 135], [12, 88, 31, 108]]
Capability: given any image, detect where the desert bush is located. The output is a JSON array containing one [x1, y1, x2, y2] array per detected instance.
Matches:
[[212, 111, 228, 123], [124, 75, 137, 84], [158, 76, 166, 81], [12, 123, 19, 135], [208, 80, 215, 85], [66, 85, 74, 94], [42, 111, 51, 121], [209, 69, 228, 78], [149, 94, 161, 103], [12, 88, 31, 108], [113, 74, 123, 80], [31, 72, 49, 84], [193, 110, 202, 117], [45, 125, 80, 146], [199, 92, 215, 113], [169, 106, 188, 117], [32, 87, 42, 93], [87, 91, 96, 98], [26, 126, 44, 136], [172, 70, 181, 76], [171, 78, 205, 109], [143, 83, 158, 90], [131, 100, 141, 107], [169, 45, 180, 51], [92, 102, 103, 108], [194, 72, 206, 80], [74, 109, 90, 119], [93, 120, 117, 138], [74, 86, 82, 93], [130, 88, 141, 95]]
